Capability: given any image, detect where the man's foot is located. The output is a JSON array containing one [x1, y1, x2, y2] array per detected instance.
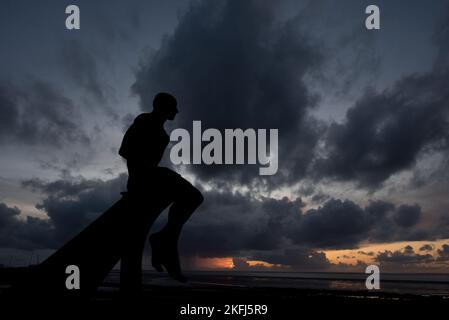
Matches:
[[162, 252, 188, 283], [149, 233, 188, 283]]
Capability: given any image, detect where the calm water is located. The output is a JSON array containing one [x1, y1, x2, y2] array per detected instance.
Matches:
[[105, 270, 449, 296]]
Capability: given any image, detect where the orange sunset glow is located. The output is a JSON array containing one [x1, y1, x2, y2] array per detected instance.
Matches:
[[190, 239, 449, 272], [192, 257, 277, 270]]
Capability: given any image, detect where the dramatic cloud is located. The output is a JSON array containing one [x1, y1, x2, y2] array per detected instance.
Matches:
[[393, 204, 422, 228], [292, 199, 371, 248], [313, 4, 449, 189], [0, 202, 53, 250], [0, 203, 21, 234], [0, 81, 90, 147], [419, 244, 434, 252], [0, 171, 443, 271], [358, 251, 375, 256], [178, 192, 304, 257], [0, 174, 128, 251], [132, 0, 324, 187], [290, 199, 428, 249], [436, 244, 449, 262], [60, 40, 108, 105], [183, 192, 432, 256], [130, 0, 449, 194], [251, 248, 330, 270], [375, 246, 435, 269], [313, 70, 449, 188], [23, 174, 127, 245]]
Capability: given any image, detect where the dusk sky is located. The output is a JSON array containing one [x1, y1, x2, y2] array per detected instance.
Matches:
[[1, 0, 449, 272]]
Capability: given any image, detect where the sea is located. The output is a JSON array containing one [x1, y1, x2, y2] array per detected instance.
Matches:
[[104, 270, 449, 297]]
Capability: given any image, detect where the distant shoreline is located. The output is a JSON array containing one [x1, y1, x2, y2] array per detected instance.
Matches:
[[2, 267, 449, 300]]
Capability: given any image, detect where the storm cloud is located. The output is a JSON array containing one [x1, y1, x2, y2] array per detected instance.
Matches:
[[290, 199, 428, 249], [251, 248, 330, 270], [436, 244, 449, 262], [0, 81, 90, 148], [313, 5, 449, 189], [375, 245, 435, 268], [60, 40, 108, 105], [0, 174, 128, 251], [132, 0, 324, 187], [313, 70, 449, 188], [0, 171, 442, 270], [0, 202, 53, 250]]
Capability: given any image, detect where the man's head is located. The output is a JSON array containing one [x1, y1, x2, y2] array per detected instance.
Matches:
[[153, 92, 178, 120]]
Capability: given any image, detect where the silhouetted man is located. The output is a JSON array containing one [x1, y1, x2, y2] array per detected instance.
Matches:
[[119, 92, 203, 290]]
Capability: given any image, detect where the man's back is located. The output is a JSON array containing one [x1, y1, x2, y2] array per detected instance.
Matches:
[[119, 112, 169, 169]]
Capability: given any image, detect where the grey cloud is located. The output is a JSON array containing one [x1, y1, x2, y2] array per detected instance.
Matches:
[[179, 192, 303, 257], [403, 245, 414, 255], [130, 0, 449, 193], [312, 7, 449, 189], [295, 0, 382, 97], [0, 202, 53, 250], [0, 203, 20, 231], [22, 175, 108, 199], [310, 192, 330, 204], [231, 251, 331, 271], [2, 174, 128, 250], [314, 70, 449, 188], [61, 41, 108, 105], [393, 204, 421, 228], [436, 244, 449, 262], [292, 199, 370, 249], [419, 244, 434, 252], [132, 0, 324, 187], [433, 5, 449, 69], [291, 199, 427, 249], [30, 174, 127, 244], [231, 257, 251, 270], [357, 251, 375, 256], [375, 246, 435, 268], [183, 192, 428, 255], [251, 248, 330, 270], [0, 173, 437, 270], [0, 81, 90, 147], [252, 247, 331, 270]]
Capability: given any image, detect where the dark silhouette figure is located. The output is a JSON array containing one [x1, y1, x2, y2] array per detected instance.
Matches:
[[7, 93, 203, 301], [119, 92, 204, 291]]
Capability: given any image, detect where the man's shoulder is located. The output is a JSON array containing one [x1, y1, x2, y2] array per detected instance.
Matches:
[[133, 112, 157, 128], [134, 112, 154, 122]]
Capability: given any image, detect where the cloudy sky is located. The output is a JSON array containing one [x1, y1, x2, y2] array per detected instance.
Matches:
[[1, 0, 448, 272]]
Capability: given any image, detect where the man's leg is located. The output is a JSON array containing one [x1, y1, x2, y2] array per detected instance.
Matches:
[[158, 184, 203, 242], [150, 171, 204, 281], [120, 193, 173, 296]]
